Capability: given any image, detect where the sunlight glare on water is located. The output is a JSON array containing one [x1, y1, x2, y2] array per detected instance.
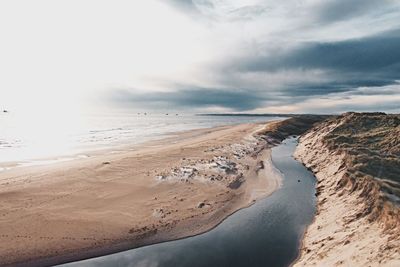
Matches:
[[0, 111, 282, 166], [0, 110, 86, 163]]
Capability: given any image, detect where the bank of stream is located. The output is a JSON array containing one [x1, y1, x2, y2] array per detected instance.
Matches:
[[61, 137, 316, 267]]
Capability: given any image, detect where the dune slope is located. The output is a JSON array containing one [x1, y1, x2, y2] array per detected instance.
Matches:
[[294, 112, 400, 266]]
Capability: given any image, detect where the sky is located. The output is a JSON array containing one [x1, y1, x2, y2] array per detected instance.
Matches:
[[1, 0, 400, 114]]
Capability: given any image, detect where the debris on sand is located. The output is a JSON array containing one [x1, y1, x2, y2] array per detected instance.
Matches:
[[197, 202, 205, 208], [197, 201, 212, 208], [210, 156, 238, 174], [155, 135, 267, 187], [228, 173, 245, 189], [256, 161, 265, 172]]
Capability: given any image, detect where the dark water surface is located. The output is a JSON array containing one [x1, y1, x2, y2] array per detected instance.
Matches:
[[60, 137, 316, 267]]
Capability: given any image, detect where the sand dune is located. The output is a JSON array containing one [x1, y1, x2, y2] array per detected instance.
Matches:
[[294, 112, 400, 266]]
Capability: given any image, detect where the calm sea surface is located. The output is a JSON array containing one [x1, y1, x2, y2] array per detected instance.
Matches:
[[0, 112, 282, 166]]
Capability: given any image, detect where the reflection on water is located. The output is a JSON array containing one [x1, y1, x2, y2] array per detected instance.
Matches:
[[0, 113, 281, 165], [60, 137, 316, 267]]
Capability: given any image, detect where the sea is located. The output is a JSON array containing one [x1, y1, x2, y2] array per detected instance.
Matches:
[[0, 112, 283, 168]]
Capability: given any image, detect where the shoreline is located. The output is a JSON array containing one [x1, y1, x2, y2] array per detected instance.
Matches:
[[0, 122, 283, 267], [47, 188, 264, 267], [289, 207, 315, 267], [0, 116, 286, 172], [0, 124, 245, 171], [23, 197, 260, 267]]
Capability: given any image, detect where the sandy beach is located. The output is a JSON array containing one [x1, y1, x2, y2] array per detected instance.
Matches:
[[0, 122, 282, 266]]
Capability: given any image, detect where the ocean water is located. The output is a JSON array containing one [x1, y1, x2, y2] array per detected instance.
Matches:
[[0, 112, 282, 167]]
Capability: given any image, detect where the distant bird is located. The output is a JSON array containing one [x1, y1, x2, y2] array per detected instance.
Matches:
[[166, 113, 169, 115], [3, 110, 8, 113], [176, 114, 179, 116]]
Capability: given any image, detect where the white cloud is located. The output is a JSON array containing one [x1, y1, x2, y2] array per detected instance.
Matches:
[[1, 0, 400, 114], [0, 0, 212, 113]]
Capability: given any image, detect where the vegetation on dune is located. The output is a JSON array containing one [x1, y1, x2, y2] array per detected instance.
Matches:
[[323, 112, 400, 191], [259, 115, 331, 141], [305, 112, 400, 229]]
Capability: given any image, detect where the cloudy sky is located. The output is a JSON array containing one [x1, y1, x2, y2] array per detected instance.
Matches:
[[1, 0, 400, 114]]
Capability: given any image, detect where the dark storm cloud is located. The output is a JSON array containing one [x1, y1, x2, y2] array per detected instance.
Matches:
[[238, 29, 400, 97], [243, 29, 400, 73], [164, 1, 400, 102], [110, 1, 400, 113], [111, 26, 400, 111], [112, 87, 269, 111], [315, 0, 392, 24]]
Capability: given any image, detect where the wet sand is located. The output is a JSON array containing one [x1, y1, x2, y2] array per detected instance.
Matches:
[[0, 122, 282, 266]]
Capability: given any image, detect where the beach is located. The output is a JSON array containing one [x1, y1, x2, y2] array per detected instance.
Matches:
[[0, 122, 282, 266], [1, 0, 398, 265]]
